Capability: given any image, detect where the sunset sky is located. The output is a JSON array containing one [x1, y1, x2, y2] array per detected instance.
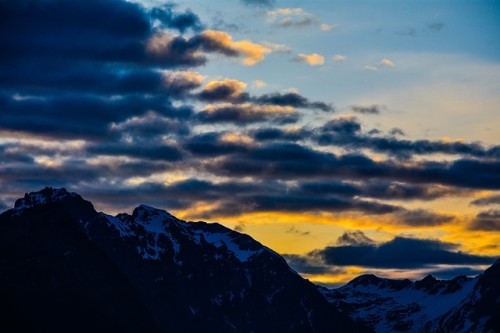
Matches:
[[1, 0, 499, 286]]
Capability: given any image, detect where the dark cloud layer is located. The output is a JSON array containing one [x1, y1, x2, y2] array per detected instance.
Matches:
[[251, 118, 500, 159], [395, 209, 454, 226], [469, 210, 500, 231], [253, 92, 333, 112], [283, 231, 496, 277], [470, 195, 500, 206], [203, 142, 500, 190], [314, 236, 495, 269], [196, 105, 299, 125]]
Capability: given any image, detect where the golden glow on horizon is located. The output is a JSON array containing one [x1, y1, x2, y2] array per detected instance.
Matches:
[[303, 266, 365, 286]]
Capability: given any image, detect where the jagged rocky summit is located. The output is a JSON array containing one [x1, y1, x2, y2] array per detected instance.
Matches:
[[0, 187, 365, 333]]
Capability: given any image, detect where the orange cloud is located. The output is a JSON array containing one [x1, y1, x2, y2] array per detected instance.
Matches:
[[252, 80, 267, 88], [201, 30, 271, 65], [295, 53, 324, 65], [380, 58, 396, 67], [162, 70, 204, 90], [203, 103, 295, 115]]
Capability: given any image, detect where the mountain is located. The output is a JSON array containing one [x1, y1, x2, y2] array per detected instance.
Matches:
[[0, 187, 366, 333], [320, 261, 500, 332]]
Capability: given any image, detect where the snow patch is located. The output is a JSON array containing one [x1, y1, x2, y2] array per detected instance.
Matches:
[[193, 230, 262, 262], [102, 213, 135, 237]]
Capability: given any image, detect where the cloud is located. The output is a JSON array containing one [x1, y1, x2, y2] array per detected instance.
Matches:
[[380, 58, 396, 67], [194, 89, 333, 112], [208, 194, 399, 217], [336, 230, 375, 246], [252, 80, 267, 88], [262, 42, 292, 54], [196, 103, 298, 125], [431, 266, 484, 280], [183, 132, 253, 157], [469, 210, 500, 231], [162, 71, 205, 97], [0, 93, 192, 139], [279, 17, 315, 28], [202, 139, 500, 190], [251, 127, 311, 142], [87, 143, 183, 162], [282, 254, 344, 275], [315, 236, 496, 269], [395, 209, 454, 226], [470, 195, 500, 206], [197, 79, 248, 102], [210, 13, 241, 33], [267, 8, 308, 18], [333, 54, 347, 62], [200, 30, 271, 65], [320, 24, 337, 32], [146, 30, 271, 67], [109, 111, 190, 140], [145, 32, 219, 67], [320, 116, 361, 134], [253, 92, 333, 111], [150, 5, 204, 33], [389, 128, 405, 136], [266, 8, 337, 31], [313, 117, 499, 159], [294, 53, 325, 65], [0, 0, 151, 64], [298, 179, 462, 202], [351, 105, 383, 115], [285, 226, 310, 236], [364, 66, 378, 71]]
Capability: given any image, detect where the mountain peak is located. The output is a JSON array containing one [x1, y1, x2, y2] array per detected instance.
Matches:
[[132, 204, 177, 222], [12, 187, 81, 213]]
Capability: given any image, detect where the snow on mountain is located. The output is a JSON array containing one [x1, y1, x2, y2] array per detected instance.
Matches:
[[320, 264, 500, 333], [99, 203, 269, 263]]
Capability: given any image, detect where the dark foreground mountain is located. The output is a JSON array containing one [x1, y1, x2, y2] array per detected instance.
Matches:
[[0, 188, 365, 333], [321, 260, 500, 332]]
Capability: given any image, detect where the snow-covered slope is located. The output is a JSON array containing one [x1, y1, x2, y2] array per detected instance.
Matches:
[[320, 262, 500, 333]]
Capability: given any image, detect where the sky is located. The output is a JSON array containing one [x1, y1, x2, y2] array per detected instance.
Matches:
[[1, 0, 499, 286]]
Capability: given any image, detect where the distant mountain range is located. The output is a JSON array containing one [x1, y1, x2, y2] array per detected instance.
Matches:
[[320, 261, 500, 332], [0, 188, 498, 333]]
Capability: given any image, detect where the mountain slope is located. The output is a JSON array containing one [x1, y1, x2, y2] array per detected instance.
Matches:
[[0, 188, 365, 333], [321, 261, 500, 333], [424, 259, 500, 332]]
